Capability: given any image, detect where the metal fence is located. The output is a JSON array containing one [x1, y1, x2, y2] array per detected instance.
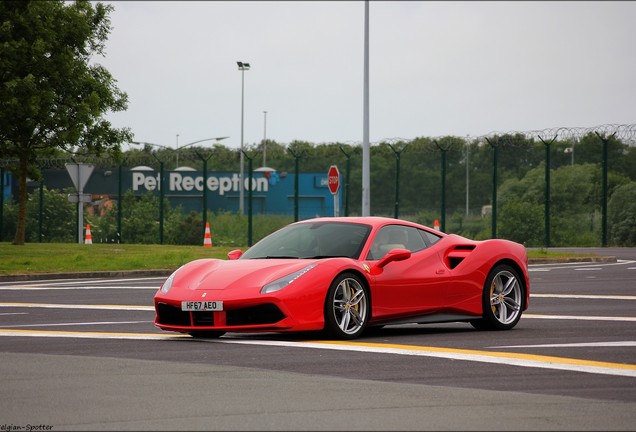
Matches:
[[1, 123, 635, 247]]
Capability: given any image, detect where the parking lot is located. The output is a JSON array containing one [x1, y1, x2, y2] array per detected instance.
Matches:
[[1, 249, 635, 430]]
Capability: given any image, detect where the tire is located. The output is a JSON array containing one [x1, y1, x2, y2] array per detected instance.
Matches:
[[323, 273, 369, 339], [470, 264, 524, 331], [188, 331, 226, 339]]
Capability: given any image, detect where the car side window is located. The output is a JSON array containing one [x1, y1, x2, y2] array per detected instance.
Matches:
[[367, 225, 428, 260], [420, 229, 442, 246]]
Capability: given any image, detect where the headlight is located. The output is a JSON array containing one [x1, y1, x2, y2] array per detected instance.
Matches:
[[160, 268, 180, 294], [261, 264, 317, 294]]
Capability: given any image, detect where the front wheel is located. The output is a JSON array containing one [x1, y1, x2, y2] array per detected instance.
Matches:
[[471, 264, 524, 331], [323, 273, 369, 339]]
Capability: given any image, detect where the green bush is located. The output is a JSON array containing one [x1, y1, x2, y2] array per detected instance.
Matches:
[[498, 198, 543, 246], [608, 182, 636, 246]]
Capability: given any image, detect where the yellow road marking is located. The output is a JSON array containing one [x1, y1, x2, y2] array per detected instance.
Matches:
[[311, 340, 636, 372], [2, 328, 632, 377]]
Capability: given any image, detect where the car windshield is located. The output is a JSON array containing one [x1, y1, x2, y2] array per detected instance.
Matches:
[[240, 221, 372, 260]]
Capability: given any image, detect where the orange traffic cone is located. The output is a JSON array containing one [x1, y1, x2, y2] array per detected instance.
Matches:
[[203, 222, 212, 247], [433, 219, 440, 231], [85, 224, 93, 244]]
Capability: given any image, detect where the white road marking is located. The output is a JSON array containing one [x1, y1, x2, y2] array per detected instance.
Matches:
[[222, 339, 636, 378], [0, 286, 158, 290], [493, 341, 636, 348], [13, 277, 166, 286], [524, 314, 636, 322], [529, 259, 636, 272], [1, 320, 153, 328], [532, 294, 636, 300], [1, 303, 634, 323], [0, 329, 634, 378]]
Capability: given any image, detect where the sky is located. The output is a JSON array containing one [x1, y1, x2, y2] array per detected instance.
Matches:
[[98, 1, 636, 151]]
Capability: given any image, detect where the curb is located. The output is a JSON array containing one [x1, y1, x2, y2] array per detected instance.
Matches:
[[0, 269, 173, 282], [0, 256, 618, 282], [528, 256, 617, 264]]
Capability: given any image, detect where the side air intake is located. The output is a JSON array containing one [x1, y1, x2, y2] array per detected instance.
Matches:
[[445, 245, 476, 269]]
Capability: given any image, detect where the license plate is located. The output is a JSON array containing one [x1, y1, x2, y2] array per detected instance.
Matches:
[[181, 301, 223, 311]]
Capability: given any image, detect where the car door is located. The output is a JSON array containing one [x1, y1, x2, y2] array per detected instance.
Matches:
[[366, 225, 449, 320]]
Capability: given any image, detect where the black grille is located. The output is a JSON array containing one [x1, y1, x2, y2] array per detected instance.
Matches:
[[157, 302, 285, 328], [156, 302, 190, 326], [193, 311, 214, 326], [226, 304, 285, 326]]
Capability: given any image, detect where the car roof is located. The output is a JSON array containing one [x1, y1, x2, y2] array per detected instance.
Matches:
[[295, 216, 436, 232]]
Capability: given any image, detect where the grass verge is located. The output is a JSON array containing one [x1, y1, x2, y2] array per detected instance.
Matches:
[[0, 243, 236, 275], [0, 242, 601, 276]]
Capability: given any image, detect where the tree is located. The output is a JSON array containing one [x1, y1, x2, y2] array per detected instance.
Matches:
[[0, 0, 132, 245], [608, 182, 636, 246]]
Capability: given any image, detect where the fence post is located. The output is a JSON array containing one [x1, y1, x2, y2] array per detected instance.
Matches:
[[595, 131, 616, 247], [485, 137, 498, 239], [538, 134, 557, 249]]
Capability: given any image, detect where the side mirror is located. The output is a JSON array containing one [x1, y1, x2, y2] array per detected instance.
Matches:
[[375, 248, 411, 269], [227, 249, 243, 260]]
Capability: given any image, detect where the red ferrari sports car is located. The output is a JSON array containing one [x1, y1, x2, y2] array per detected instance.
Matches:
[[154, 216, 529, 340]]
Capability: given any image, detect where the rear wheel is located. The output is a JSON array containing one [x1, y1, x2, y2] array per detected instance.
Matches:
[[471, 264, 524, 331], [324, 273, 369, 339]]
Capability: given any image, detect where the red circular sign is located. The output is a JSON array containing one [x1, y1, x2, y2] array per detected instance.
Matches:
[[327, 165, 340, 194]]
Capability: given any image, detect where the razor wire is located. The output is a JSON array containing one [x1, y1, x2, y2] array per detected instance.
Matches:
[[0, 123, 634, 168]]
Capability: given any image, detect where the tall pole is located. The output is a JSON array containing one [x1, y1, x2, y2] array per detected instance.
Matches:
[[263, 111, 267, 167], [240, 68, 245, 214], [361, 0, 370, 216], [339, 146, 352, 217], [238, 61, 250, 215]]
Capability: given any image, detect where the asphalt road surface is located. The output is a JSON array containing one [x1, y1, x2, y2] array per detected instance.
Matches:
[[0, 248, 634, 430]]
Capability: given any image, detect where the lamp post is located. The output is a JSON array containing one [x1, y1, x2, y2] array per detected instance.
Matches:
[[176, 136, 229, 156], [133, 137, 229, 168], [237, 61, 250, 214]]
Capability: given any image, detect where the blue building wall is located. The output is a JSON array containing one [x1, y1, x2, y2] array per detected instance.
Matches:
[[1, 169, 11, 202], [36, 167, 342, 219]]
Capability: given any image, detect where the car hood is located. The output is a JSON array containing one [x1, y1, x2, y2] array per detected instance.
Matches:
[[172, 258, 319, 292]]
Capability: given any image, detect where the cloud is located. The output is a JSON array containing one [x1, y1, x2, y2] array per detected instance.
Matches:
[[99, 1, 636, 149]]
